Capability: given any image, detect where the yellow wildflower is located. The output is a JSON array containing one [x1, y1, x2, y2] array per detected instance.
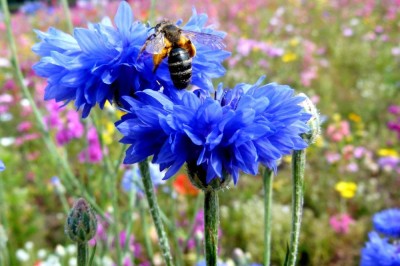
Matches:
[[314, 135, 324, 148], [289, 38, 300, 47], [283, 155, 292, 164], [102, 122, 116, 145], [378, 149, 398, 158], [282, 52, 297, 63], [332, 113, 341, 122], [335, 181, 357, 199], [348, 113, 362, 123], [116, 110, 126, 118]]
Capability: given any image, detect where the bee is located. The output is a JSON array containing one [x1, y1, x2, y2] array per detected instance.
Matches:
[[139, 20, 226, 89]]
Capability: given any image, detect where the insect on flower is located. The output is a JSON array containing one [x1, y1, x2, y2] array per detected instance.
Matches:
[[139, 20, 226, 89]]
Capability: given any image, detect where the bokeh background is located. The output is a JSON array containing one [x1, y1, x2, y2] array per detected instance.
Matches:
[[1, 0, 400, 265]]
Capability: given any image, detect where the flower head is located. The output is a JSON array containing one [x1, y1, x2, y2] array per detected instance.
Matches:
[[360, 232, 400, 266], [116, 77, 310, 184], [0, 160, 4, 172], [373, 209, 400, 238], [33, 2, 229, 117], [65, 198, 97, 243], [33, 1, 149, 117]]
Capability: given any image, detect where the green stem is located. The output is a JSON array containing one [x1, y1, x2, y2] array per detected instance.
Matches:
[[77, 242, 88, 266], [139, 161, 174, 266], [204, 190, 219, 266], [149, 0, 157, 25], [139, 198, 154, 265], [263, 168, 274, 266], [0, 0, 108, 222], [59, 0, 74, 33], [110, 179, 122, 266], [287, 150, 306, 266], [0, 173, 9, 266], [124, 187, 137, 262]]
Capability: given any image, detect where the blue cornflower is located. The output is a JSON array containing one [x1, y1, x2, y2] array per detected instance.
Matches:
[[33, 2, 229, 117], [116, 77, 311, 184], [33, 1, 149, 117], [373, 208, 400, 238], [0, 160, 4, 172], [360, 231, 400, 266], [121, 163, 165, 194]]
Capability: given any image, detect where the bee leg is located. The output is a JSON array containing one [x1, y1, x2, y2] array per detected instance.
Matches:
[[152, 48, 170, 72], [184, 40, 196, 58]]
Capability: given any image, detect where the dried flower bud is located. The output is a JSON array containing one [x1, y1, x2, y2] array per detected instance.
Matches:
[[65, 198, 97, 243], [299, 93, 321, 144], [187, 161, 231, 191]]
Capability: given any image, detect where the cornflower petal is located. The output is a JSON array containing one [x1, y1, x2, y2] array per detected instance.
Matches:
[[116, 79, 310, 184]]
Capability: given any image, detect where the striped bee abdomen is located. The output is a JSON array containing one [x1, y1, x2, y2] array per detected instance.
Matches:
[[168, 47, 192, 89]]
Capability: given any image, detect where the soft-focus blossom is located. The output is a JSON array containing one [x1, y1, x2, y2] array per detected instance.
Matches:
[[335, 181, 357, 199], [121, 163, 165, 194], [33, 2, 229, 117], [16, 249, 30, 262], [326, 120, 351, 142], [19, 2, 46, 15], [325, 152, 341, 164], [116, 78, 310, 184], [0, 160, 5, 172], [173, 173, 199, 196], [378, 149, 398, 158], [378, 156, 400, 172], [373, 209, 400, 238], [342, 27, 353, 37], [360, 232, 400, 266], [78, 127, 103, 163], [329, 213, 354, 234]]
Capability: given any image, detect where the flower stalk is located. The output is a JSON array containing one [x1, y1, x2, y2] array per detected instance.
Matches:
[[287, 149, 306, 266], [139, 160, 174, 266], [204, 190, 219, 266], [263, 168, 274, 266], [77, 242, 88, 266], [59, 0, 73, 33]]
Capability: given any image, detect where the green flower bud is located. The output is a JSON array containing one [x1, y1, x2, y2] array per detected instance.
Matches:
[[299, 93, 321, 144], [187, 161, 231, 191], [65, 198, 97, 243]]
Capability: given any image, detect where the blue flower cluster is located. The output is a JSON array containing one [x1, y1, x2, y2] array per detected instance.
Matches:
[[361, 209, 400, 266], [116, 78, 310, 184], [33, 2, 229, 117], [0, 160, 4, 172], [34, 1, 311, 185]]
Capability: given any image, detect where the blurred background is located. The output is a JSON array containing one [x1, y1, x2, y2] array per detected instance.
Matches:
[[1, 0, 400, 265]]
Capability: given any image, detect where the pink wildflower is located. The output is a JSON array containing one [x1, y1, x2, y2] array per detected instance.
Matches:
[[329, 213, 354, 234]]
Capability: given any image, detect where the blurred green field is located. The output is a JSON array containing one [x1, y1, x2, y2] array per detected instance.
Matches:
[[0, 0, 400, 265]]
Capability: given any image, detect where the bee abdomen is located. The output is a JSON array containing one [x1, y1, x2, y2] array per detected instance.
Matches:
[[168, 47, 192, 89]]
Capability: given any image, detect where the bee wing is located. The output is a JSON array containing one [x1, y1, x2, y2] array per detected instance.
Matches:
[[144, 33, 166, 54], [182, 30, 226, 50]]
